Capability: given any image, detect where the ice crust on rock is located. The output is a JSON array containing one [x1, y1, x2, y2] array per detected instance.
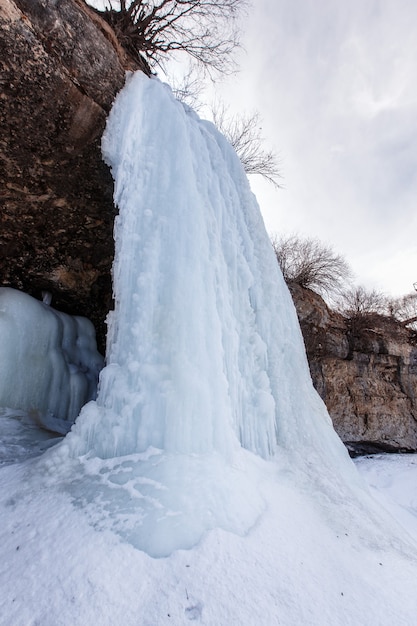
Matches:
[[0, 288, 103, 430], [48, 73, 357, 556]]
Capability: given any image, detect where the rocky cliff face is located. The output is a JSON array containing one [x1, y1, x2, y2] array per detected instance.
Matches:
[[291, 283, 417, 453], [0, 0, 145, 351]]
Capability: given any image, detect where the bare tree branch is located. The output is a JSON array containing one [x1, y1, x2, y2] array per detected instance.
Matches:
[[271, 233, 352, 299], [169, 65, 206, 110], [387, 292, 417, 329], [88, 0, 248, 76], [336, 285, 388, 318], [212, 102, 281, 186]]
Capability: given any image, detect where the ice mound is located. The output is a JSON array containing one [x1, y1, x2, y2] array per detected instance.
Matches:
[[0, 288, 103, 429]]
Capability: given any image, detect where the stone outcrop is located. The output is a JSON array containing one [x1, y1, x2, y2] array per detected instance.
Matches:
[[0, 0, 146, 351], [290, 283, 417, 454]]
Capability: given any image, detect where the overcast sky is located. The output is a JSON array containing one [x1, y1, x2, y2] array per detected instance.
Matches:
[[215, 0, 417, 297], [90, 0, 416, 297]]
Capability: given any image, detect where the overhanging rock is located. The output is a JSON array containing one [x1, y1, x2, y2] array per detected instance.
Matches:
[[0, 0, 143, 351]]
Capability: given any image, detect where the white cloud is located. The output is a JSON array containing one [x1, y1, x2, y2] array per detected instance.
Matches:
[[216, 0, 417, 296]]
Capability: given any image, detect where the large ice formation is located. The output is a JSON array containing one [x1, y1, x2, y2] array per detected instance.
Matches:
[[0, 288, 103, 432], [46, 73, 356, 556]]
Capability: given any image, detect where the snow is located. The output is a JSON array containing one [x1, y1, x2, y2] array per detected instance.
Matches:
[[355, 453, 417, 541], [1, 442, 417, 625], [0, 288, 103, 429], [0, 408, 62, 466], [1, 72, 417, 623]]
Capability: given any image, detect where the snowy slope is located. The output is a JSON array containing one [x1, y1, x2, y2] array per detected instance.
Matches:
[[355, 453, 417, 541], [1, 73, 417, 624], [1, 442, 417, 625]]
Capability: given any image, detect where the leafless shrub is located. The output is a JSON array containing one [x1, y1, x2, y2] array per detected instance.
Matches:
[[212, 103, 281, 186], [90, 0, 248, 75], [337, 285, 388, 318], [169, 65, 206, 111], [387, 293, 417, 329], [271, 234, 352, 299], [336, 286, 396, 353]]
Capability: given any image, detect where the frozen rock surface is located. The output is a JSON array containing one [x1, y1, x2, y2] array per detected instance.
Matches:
[[0, 288, 103, 427]]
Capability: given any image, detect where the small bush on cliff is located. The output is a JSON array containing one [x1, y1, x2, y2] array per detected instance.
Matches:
[[90, 0, 247, 74], [271, 234, 352, 300], [387, 292, 417, 329], [168, 81, 281, 185], [211, 103, 281, 187], [337, 285, 388, 318]]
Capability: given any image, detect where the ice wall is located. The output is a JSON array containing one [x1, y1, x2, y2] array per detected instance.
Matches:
[[0, 288, 103, 431], [66, 73, 335, 458], [51, 73, 355, 556]]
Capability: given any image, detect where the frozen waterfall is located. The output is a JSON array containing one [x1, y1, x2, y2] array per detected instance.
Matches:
[[47, 72, 356, 557], [0, 287, 103, 431]]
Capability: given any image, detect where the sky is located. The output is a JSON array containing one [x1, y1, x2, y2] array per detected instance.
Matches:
[[213, 0, 417, 297], [88, 0, 417, 298]]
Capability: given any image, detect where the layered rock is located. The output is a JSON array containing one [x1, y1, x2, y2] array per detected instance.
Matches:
[[0, 0, 145, 351], [291, 283, 417, 453]]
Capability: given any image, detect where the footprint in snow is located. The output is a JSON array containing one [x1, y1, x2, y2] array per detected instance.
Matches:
[[185, 602, 203, 621]]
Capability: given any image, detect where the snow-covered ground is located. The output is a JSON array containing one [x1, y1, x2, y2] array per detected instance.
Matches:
[[1, 72, 417, 624], [1, 418, 417, 626], [355, 453, 417, 544]]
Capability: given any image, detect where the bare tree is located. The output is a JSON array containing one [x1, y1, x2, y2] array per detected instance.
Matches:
[[271, 234, 352, 299], [90, 0, 248, 75], [387, 292, 417, 328], [169, 65, 206, 111], [337, 285, 387, 318], [212, 103, 281, 186]]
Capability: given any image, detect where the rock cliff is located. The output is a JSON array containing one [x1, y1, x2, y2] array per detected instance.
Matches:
[[0, 0, 145, 351], [291, 283, 417, 453]]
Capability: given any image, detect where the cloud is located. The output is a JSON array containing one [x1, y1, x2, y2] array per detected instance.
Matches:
[[218, 0, 417, 295]]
